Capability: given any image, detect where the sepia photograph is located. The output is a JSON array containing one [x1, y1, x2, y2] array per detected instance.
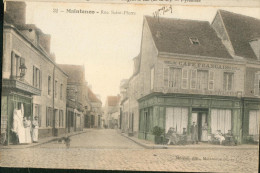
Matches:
[[0, 0, 259, 172]]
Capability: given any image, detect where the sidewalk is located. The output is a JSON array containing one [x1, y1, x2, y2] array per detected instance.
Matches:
[[120, 131, 259, 150], [0, 130, 86, 149]]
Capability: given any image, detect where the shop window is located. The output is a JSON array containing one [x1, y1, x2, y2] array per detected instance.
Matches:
[[197, 70, 208, 90], [211, 109, 231, 134], [169, 67, 182, 88], [48, 76, 52, 95], [33, 66, 41, 88], [254, 72, 260, 96], [165, 107, 188, 134], [182, 69, 189, 89], [223, 72, 234, 91], [150, 67, 154, 90], [249, 110, 259, 135]]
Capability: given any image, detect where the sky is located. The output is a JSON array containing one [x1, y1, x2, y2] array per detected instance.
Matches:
[[25, 2, 260, 104]]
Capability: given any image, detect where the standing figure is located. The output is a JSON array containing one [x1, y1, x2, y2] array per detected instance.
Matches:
[[23, 117, 32, 144], [166, 127, 178, 145], [201, 122, 208, 142], [12, 103, 26, 144], [32, 116, 39, 143], [191, 122, 198, 144]]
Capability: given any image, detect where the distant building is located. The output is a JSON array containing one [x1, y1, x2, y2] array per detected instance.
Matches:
[[2, 1, 68, 144], [104, 96, 121, 129], [121, 10, 260, 144]]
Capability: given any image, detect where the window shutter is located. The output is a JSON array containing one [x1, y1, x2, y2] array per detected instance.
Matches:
[[190, 69, 197, 89], [208, 71, 214, 90], [39, 70, 42, 89], [182, 68, 188, 89], [33, 66, 35, 87], [46, 107, 48, 127], [163, 67, 169, 87], [254, 73, 259, 96]]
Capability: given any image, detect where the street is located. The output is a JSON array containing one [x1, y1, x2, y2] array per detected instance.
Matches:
[[0, 129, 259, 172]]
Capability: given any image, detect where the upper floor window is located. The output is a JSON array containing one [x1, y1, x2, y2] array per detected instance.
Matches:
[[33, 66, 41, 89], [60, 84, 63, 100], [223, 72, 234, 91], [254, 72, 260, 96], [182, 69, 189, 89], [55, 80, 58, 98], [11, 51, 25, 78], [169, 67, 182, 88], [48, 76, 52, 95], [189, 37, 200, 45], [197, 70, 208, 90]]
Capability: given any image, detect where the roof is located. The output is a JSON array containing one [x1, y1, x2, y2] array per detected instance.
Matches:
[[107, 96, 120, 107], [145, 16, 232, 59], [88, 87, 102, 103], [58, 64, 85, 83], [218, 10, 260, 60]]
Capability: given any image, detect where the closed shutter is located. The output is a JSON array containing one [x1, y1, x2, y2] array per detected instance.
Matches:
[[163, 67, 169, 87], [208, 71, 214, 90], [190, 69, 197, 89], [254, 73, 259, 96], [182, 69, 188, 89]]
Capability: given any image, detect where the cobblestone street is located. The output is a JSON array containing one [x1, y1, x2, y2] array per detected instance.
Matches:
[[0, 129, 259, 172]]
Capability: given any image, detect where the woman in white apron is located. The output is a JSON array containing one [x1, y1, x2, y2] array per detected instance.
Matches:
[[23, 117, 32, 144], [12, 103, 26, 144], [32, 116, 39, 143]]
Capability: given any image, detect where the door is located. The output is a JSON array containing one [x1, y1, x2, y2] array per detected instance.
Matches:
[[191, 111, 208, 141], [144, 111, 148, 140]]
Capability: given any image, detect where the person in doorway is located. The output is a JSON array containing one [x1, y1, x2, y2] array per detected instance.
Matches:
[[23, 117, 32, 144], [191, 122, 198, 144], [12, 103, 26, 144], [201, 122, 208, 142], [32, 116, 39, 143]]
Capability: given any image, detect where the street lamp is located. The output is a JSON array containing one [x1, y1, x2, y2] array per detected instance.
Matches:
[[19, 63, 27, 78]]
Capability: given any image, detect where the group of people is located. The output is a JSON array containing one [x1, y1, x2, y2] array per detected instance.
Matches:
[[12, 103, 39, 144]]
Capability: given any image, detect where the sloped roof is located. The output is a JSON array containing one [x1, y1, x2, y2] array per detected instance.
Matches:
[[218, 10, 260, 60], [145, 16, 232, 59], [58, 64, 85, 84], [88, 87, 102, 103], [107, 96, 120, 107]]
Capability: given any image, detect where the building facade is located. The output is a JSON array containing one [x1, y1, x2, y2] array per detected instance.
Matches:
[[2, 1, 68, 144], [104, 96, 120, 129], [121, 10, 260, 144]]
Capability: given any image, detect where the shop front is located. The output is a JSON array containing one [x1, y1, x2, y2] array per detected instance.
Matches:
[[1, 79, 40, 145], [138, 93, 243, 144]]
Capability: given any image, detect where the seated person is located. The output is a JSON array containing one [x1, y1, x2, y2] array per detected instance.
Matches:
[[214, 130, 225, 145], [166, 127, 178, 145]]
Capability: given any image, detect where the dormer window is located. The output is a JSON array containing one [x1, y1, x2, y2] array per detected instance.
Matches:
[[189, 37, 200, 45]]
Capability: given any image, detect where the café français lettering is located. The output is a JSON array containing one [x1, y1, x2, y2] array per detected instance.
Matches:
[[164, 60, 240, 70]]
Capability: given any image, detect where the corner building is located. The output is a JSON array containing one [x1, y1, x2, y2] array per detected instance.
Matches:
[[134, 10, 260, 144]]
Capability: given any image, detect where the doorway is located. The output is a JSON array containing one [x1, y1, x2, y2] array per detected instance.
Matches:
[[191, 108, 208, 142]]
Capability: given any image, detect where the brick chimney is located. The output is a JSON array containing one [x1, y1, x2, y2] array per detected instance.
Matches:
[[6, 1, 26, 25]]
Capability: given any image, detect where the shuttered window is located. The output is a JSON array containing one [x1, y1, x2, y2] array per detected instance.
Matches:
[[223, 72, 234, 91], [169, 67, 182, 88], [182, 69, 189, 89], [208, 71, 214, 90], [190, 69, 197, 89], [163, 67, 169, 87], [254, 72, 260, 96]]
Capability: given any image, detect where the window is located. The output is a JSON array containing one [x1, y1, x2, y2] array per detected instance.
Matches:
[[189, 37, 200, 45], [190, 69, 197, 89], [208, 71, 214, 90], [46, 107, 53, 127], [33, 66, 41, 88], [11, 51, 25, 78], [169, 67, 182, 88], [197, 70, 208, 90], [254, 72, 260, 96], [59, 110, 64, 127], [182, 69, 189, 89], [34, 104, 41, 127], [48, 76, 52, 95], [249, 110, 259, 135], [60, 84, 63, 100], [223, 72, 234, 91], [165, 107, 188, 134], [55, 80, 58, 98], [211, 109, 231, 134], [163, 67, 169, 87], [150, 67, 154, 90]]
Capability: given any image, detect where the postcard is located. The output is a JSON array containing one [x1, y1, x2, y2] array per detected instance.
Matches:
[[1, 0, 259, 172]]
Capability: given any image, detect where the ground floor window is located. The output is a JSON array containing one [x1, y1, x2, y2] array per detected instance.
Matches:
[[211, 109, 231, 134], [249, 110, 259, 135], [59, 110, 64, 127], [46, 107, 53, 127], [165, 107, 188, 134]]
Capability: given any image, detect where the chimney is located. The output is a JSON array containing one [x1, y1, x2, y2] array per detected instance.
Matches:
[[38, 32, 51, 54], [6, 1, 26, 25]]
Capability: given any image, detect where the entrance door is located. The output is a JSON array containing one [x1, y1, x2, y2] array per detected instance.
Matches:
[[191, 109, 208, 142]]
